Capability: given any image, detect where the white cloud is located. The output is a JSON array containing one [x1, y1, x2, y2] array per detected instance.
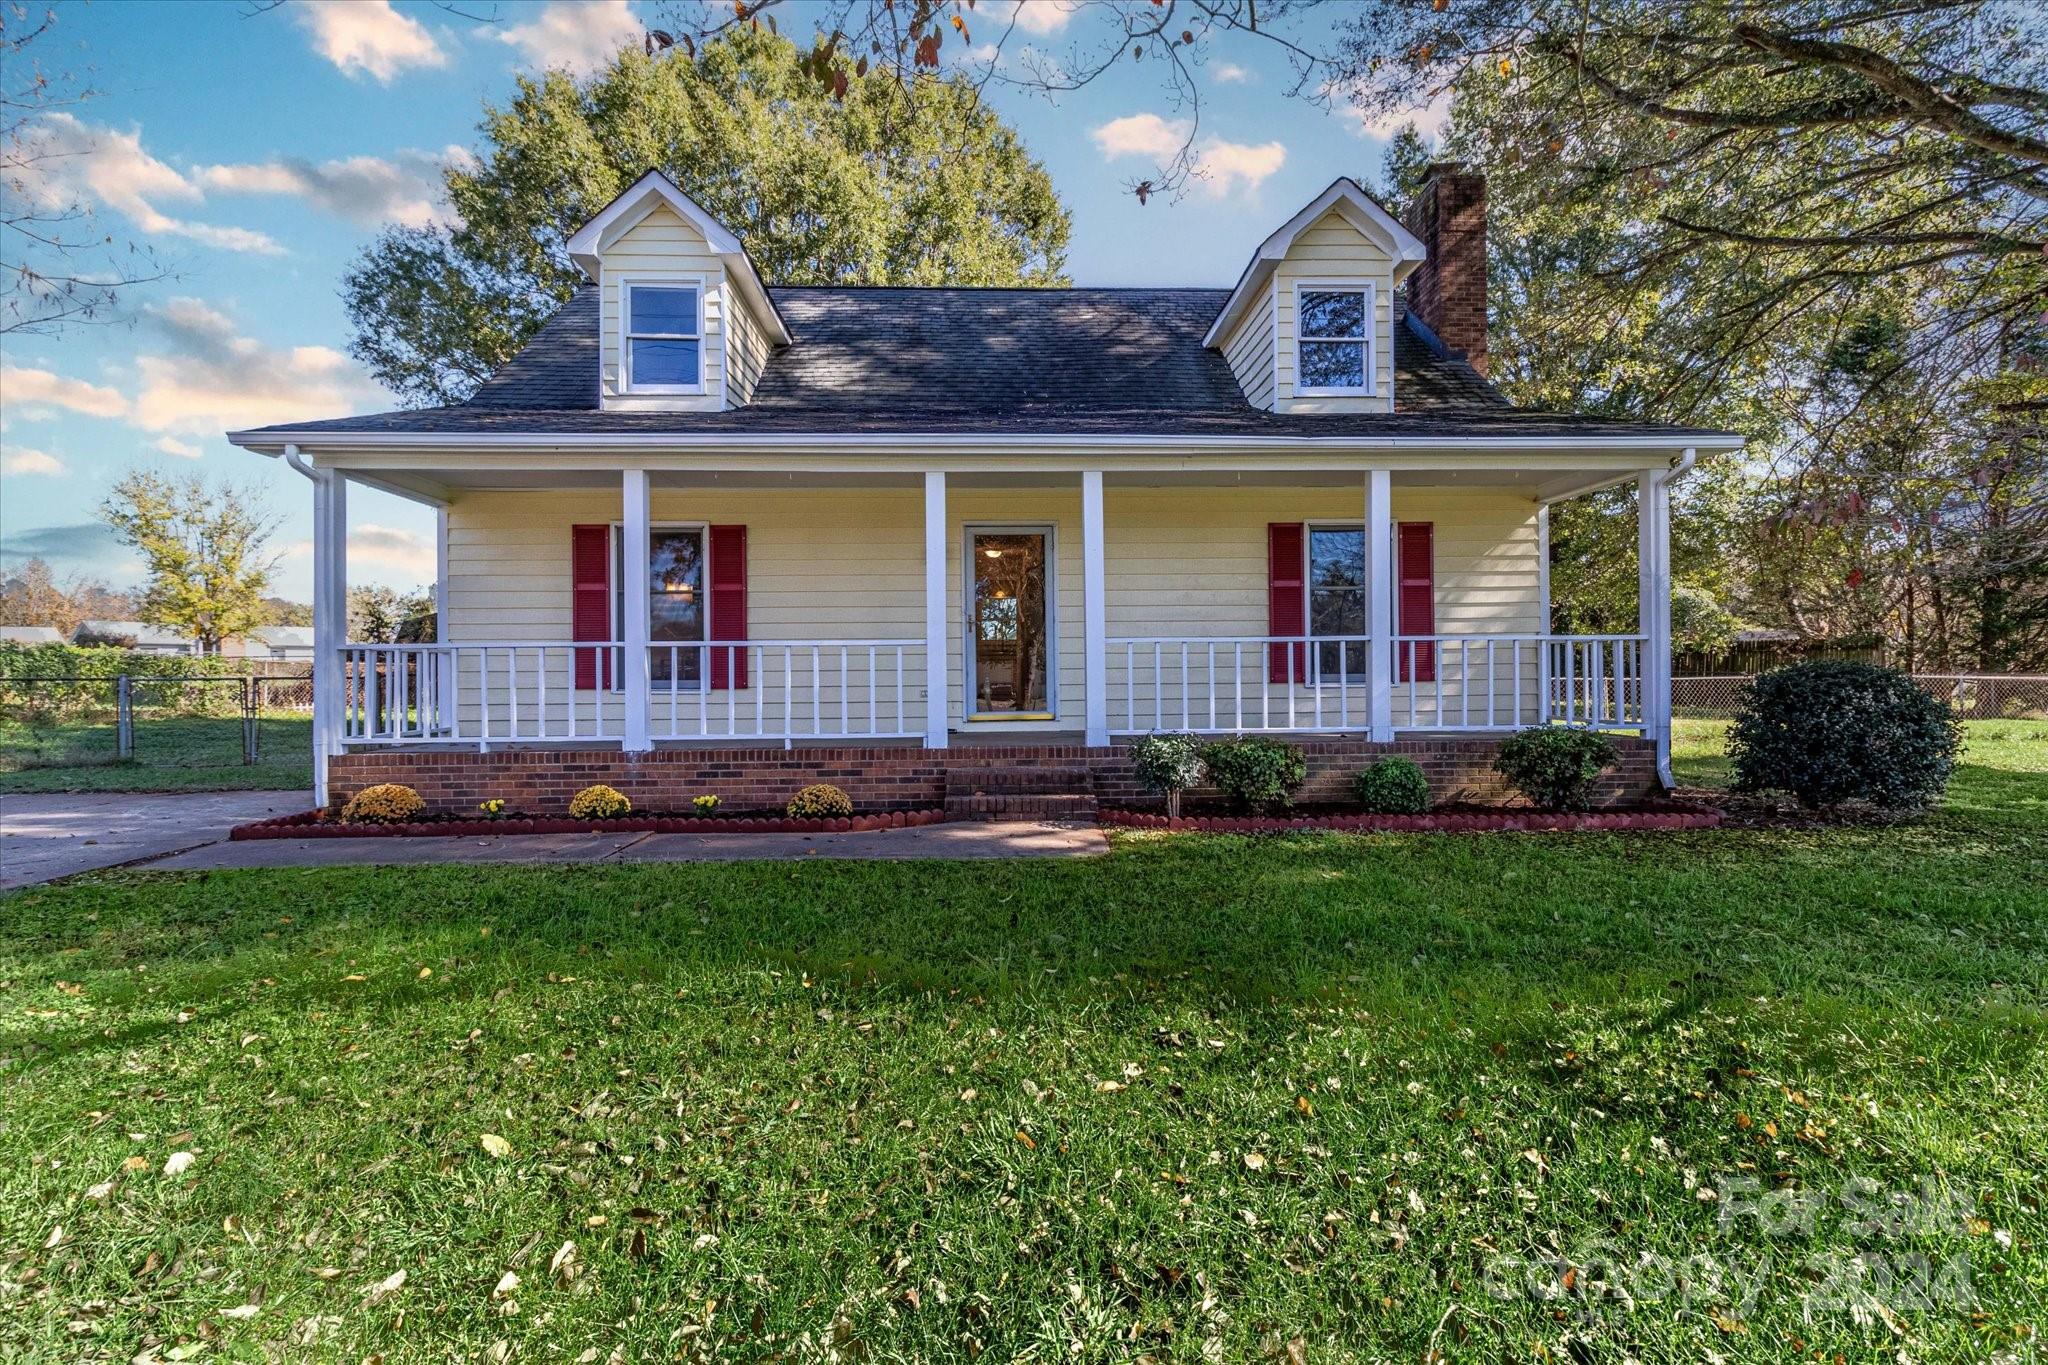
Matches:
[[153, 436, 204, 459], [15, 114, 284, 255], [129, 298, 383, 436], [1008, 1, 1079, 35], [294, 0, 447, 83], [1330, 81, 1453, 142], [354, 524, 436, 577], [1212, 62, 1251, 84], [197, 148, 459, 229], [0, 365, 131, 419], [1, 447, 66, 477], [1090, 113, 1287, 198], [496, 0, 643, 76]]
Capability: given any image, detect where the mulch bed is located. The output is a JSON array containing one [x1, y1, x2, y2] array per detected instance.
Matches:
[[1676, 787, 1921, 831], [230, 808, 951, 841], [1099, 802, 1723, 833]]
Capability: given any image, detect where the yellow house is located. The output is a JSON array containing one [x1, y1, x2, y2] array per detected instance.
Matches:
[[228, 169, 1742, 814]]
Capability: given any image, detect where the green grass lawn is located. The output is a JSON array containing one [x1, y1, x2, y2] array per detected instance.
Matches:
[[0, 715, 312, 794], [1, 730, 2043, 1361]]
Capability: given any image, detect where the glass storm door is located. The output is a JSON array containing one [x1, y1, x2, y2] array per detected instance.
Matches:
[[967, 529, 1053, 719]]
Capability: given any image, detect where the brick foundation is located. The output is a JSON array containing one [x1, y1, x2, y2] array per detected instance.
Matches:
[[329, 735, 1659, 815]]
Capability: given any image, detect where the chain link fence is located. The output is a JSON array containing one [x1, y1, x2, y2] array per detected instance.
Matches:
[[1675, 674, 2048, 720], [0, 671, 313, 775]]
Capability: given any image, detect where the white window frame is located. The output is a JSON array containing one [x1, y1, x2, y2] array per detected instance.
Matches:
[[1293, 279, 1375, 397], [611, 520, 713, 692], [1303, 518, 1370, 688], [618, 274, 707, 395]]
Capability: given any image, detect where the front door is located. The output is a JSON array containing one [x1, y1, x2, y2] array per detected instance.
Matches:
[[966, 527, 1054, 720]]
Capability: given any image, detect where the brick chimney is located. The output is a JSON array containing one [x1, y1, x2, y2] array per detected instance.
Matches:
[[1402, 162, 1488, 376]]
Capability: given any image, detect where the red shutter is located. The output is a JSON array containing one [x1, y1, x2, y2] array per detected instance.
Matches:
[[571, 523, 612, 690], [1267, 523, 1307, 684], [708, 524, 748, 689], [1397, 521, 1435, 683]]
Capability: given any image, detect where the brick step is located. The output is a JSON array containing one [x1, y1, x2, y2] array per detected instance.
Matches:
[[945, 791, 1099, 822], [943, 766, 1096, 798]]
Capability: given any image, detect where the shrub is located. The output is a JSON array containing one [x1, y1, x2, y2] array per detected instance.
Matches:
[[787, 783, 853, 819], [1492, 727, 1619, 811], [1352, 757, 1431, 814], [1129, 732, 1206, 818], [692, 794, 722, 815], [567, 784, 632, 820], [342, 783, 425, 824], [1729, 662, 1962, 809], [1198, 736, 1307, 813]]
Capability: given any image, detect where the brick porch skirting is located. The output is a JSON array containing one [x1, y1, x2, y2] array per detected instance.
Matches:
[[328, 735, 1659, 815]]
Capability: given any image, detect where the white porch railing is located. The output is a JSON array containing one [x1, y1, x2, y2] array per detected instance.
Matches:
[[1395, 634, 1645, 730], [341, 640, 925, 748], [1106, 633, 1647, 735]]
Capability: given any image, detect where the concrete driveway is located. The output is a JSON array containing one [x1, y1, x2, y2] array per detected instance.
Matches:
[[0, 790, 311, 889]]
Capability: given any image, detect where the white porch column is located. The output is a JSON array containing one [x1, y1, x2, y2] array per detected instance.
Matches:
[[1081, 470, 1108, 747], [621, 469, 652, 752], [923, 471, 949, 749], [1364, 468, 1395, 741], [1536, 502, 1552, 634], [433, 507, 455, 730], [1638, 468, 1674, 786], [310, 462, 347, 805]]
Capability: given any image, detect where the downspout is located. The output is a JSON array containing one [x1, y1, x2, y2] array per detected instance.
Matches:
[[1652, 447, 1698, 789]]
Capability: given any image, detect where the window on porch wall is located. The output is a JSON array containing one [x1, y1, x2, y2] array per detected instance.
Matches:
[[616, 527, 706, 686], [1307, 526, 1368, 679]]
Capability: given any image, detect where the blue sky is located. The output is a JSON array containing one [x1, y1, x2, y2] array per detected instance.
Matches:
[[0, 0, 1433, 602]]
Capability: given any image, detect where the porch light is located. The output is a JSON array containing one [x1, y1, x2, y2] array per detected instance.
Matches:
[[983, 547, 1003, 558]]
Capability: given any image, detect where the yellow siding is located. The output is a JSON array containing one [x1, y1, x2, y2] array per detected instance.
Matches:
[[598, 204, 726, 411], [441, 483, 1542, 732], [725, 285, 774, 408], [1221, 286, 1277, 411], [1271, 209, 1395, 413]]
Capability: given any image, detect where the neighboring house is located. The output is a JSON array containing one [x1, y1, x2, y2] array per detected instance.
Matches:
[[228, 166, 1744, 811], [243, 626, 316, 661], [73, 620, 199, 655], [0, 625, 65, 646]]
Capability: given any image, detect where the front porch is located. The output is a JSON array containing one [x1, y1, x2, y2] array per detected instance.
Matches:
[[298, 452, 1686, 808]]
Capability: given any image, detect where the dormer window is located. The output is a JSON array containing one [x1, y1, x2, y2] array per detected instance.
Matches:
[[1295, 282, 1374, 395], [623, 280, 703, 392]]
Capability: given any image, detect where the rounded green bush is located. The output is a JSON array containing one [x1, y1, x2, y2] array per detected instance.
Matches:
[[1729, 662, 1962, 809], [1129, 732, 1206, 818], [1492, 727, 1619, 811], [1198, 736, 1307, 814], [1351, 756, 1431, 814]]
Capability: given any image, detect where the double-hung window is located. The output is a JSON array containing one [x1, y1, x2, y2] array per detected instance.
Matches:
[[616, 526, 707, 687], [1307, 524, 1369, 680], [1295, 284, 1373, 395], [623, 282, 702, 392]]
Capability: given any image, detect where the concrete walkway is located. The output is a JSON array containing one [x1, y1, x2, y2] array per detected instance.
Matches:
[[145, 820, 1107, 872], [0, 789, 312, 889], [0, 790, 1106, 888]]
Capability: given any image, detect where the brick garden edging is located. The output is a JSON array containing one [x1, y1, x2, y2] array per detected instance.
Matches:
[[1099, 807, 1722, 834], [229, 808, 952, 841]]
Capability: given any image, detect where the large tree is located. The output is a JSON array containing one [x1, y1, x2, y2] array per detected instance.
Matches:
[[98, 472, 280, 652], [344, 28, 1071, 406]]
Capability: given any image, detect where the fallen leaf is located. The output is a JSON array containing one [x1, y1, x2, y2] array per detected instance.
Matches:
[[479, 1134, 512, 1159], [219, 1304, 260, 1321], [1243, 1152, 1267, 1171], [163, 1152, 196, 1177], [492, 1271, 520, 1300], [366, 1269, 407, 1306]]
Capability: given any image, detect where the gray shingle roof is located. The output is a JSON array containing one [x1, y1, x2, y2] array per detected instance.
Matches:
[[246, 284, 1733, 440]]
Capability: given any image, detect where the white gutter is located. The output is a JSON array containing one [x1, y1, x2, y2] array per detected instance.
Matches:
[[229, 429, 1746, 458]]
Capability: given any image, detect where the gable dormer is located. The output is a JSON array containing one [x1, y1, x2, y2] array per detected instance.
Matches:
[[1202, 178, 1427, 415], [566, 170, 790, 412]]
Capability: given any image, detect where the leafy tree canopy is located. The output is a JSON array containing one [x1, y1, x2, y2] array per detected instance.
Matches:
[[345, 28, 1072, 406], [98, 472, 279, 651]]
